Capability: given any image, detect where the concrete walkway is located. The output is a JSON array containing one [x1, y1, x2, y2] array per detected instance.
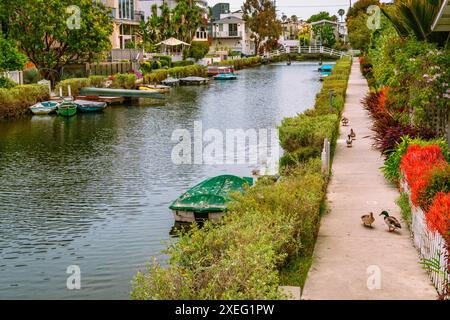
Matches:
[[301, 58, 437, 300]]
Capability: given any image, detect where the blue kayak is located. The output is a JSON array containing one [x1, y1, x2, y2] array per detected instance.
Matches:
[[318, 65, 333, 72]]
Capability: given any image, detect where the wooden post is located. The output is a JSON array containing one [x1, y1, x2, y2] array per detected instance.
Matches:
[[329, 90, 333, 113]]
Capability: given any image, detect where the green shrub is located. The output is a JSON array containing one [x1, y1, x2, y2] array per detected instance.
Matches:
[[279, 114, 339, 153], [0, 76, 18, 89], [171, 60, 194, 68], [88, 75, 106, 88], [23, 68, 40, 84], [110, 73, 136, 89], [396, 193, 412, 227], [217, 56, 262, 70], [143, 65, 207, 84], [54, 78, 91, 96], [187, 41, 210, 61], [153, 54, 172, 67], [0, 84, 49, 119]]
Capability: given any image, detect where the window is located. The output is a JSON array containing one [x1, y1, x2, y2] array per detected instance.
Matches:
[[229, 24, 237, 37], [119, 0, 134, 20]]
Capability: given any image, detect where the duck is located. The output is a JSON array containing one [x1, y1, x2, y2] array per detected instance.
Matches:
[[379, 211, 401, 232], [342, 117, 349, 126], [346, 134, 353, 148], [361, 212, 375, 227], [350, 128, 356, 140]]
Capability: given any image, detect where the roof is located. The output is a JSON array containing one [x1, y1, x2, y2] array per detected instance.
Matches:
[[432, 0, 450, 31], [310, 19, 339, 26], [213, 16, 243, 24], [156, 37, 190, 46]]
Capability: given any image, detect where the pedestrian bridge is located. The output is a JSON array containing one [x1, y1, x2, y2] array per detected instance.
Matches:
[[262, 46, 352, 59]]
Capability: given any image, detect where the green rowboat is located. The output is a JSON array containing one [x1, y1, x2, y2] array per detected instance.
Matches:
[[170, 175, 253, 222], [57, 101, 77, 117]]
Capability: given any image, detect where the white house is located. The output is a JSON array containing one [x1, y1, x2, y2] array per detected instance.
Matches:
[[211, 11, 255, 56]]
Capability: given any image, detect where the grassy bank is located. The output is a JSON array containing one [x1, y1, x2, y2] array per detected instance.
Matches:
[[0, 84, 50, 119], [131, 56, 352, 299]]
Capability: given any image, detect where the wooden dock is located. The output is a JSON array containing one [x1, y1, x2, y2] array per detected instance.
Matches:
[[79, 87, 166, 99]]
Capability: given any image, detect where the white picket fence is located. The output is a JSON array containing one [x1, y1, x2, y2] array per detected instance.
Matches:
[[0, 70, 23, 85], [400, 178, 449, 296], [321, 138, 331, 174]]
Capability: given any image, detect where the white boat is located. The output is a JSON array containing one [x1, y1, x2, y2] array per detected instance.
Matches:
[[29, 101, 59, 115]]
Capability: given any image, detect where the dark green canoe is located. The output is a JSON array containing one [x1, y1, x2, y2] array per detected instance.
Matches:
[[170, 175, 253, 214], [57, 101, 77, 117]]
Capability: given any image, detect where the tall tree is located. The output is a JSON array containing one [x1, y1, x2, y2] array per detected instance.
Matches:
[[312, 24, 337, 47], [172, 0, 204, 43], [2, 0, 113, 82], [307, 11, 338, 23], [242, 0, 282, 54]]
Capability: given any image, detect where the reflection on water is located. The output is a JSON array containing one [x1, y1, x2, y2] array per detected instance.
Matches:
[[0, 62, 325, 299]]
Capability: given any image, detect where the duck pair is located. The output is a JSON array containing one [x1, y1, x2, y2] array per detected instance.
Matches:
[[361, 211, 402, 232], [346, 129, 356, 147]]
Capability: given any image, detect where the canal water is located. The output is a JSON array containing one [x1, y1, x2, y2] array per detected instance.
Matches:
[[0, 62, 325, 299]]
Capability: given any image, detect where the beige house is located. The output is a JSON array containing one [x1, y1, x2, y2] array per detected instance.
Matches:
[[211, 11, 255, 56], [102, 0, 144, 49]]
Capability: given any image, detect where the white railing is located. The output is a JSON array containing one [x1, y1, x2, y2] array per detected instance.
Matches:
[[213, 31, 242, 38], [298, 46, 349, 58], [401, 178, 449, 296], [0, 70, 23, 85]]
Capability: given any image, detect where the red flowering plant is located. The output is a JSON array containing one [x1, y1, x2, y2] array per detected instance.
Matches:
[[426, 192, 450, 243], [400, 144, 447, 207]]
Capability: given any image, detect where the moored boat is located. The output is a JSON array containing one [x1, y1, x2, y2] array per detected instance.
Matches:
[[29, 101, 59, 115], [207, 66, 235, 76], [57, 101, 77, 117], [213, 73, 237, 80], [170, 175, 253, 222], [319, 71, 331, 81], [138, 85, 170, 93], [75, 100, 107, 112], [318, 64, 333, 72]]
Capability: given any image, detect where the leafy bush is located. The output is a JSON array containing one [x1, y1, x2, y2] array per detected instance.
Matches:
[[171, 60, 194, 68], [55, 78, 91, 96], [23, 68, 40, 84], [153, 54, 172, 67], [143, 65, 207, 84], [88, 75, 106, 88], [0, 84, 49, 119], [0, 32, 28, 71], [396, 193, 412, 227], [187, 41, 210, 61], [217, 56, 262, 70], [0, 76, 18, 89], [110, 73, 137, 89]]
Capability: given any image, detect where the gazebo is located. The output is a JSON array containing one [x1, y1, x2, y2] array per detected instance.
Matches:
[[156, 37, 191, 56]]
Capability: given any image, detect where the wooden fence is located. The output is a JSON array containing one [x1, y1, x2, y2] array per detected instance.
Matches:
[[61, 61, 138, 78], [0, 70, 23, 85], [110, 49, 144, 62]]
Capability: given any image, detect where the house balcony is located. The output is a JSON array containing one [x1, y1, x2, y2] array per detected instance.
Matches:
[[213, 31, 242, 39]]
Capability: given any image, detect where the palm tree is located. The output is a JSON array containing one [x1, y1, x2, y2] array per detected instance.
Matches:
[[382, 0, 449, 48], [338, 9, 345, 22]]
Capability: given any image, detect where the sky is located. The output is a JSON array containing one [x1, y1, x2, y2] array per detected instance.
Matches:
[[207, 1, 393, 20], [207, 0, 354, 20]]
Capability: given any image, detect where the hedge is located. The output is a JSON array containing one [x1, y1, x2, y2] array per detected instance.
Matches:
[[0, 84, 50, 119], [143, 65, 207, 84], [131, 56, 353, 299], [171, 60, 194, 68], [217, 56, 262, 70]]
